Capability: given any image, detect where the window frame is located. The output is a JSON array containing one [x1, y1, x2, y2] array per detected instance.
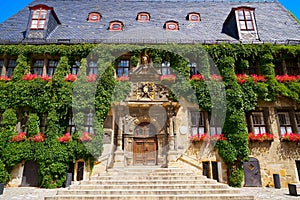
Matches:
[[190, 110, 206, 136], [84, 112, 94, 134], [188, 62, 198, 76], [161, 61, 171, 75], [71, 60, 80, 75], [250, 111, 267, 134], [6, 59, 17, 78], [30, 7, 48, 30], [137, 12, 150, 22], [47, 59, 58, 77], [165, 21, 179, 31], [32, 59, 44, 76], [87, 60, 98, 75], [187, 12, 201, 22], [237, 8, 255, 31], [109, 21, 123, 31], [88, 12, 101, 22], [277, 111, 293, 135], [116, 59, 130, 77], [0, 59, 4, 76]]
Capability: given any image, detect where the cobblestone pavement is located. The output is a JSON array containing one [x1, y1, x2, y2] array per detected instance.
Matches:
[[0, 186, 299, 200]]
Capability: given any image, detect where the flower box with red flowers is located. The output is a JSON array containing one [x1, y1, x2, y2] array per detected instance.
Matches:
[[78, 132, 93, 142], [248, 132, 275, 142], [280, 133, 300, 142], [58, 133, 71, 143], [0, 76, 11, 82], [86, 74, 97, 82], [65, 74, 77, 82], [211, 74, 223, 81], [190, 74, 204, 81], [160, 74, 176, 82], [189, 133, 226, 142], [11, 132, 27, 142], [116, 76, 129, 82], [29, 132, 45, 142]]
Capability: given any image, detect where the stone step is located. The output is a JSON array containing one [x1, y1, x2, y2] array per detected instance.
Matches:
[[90, 175, 208, 180], [69, 183, 229, 190], [57, 189, 239, 195], [98, 172, 198, 176], [45, 194, 255, 200], [79, 179, 218, 185]]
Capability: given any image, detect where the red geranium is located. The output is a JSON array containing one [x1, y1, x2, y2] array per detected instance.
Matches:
[[11, 132, 26, 142], [236, 74, 248, 84], [0, 76, 11, 81], [248, 132, 275, 142], [190, 74, 204, 81], [58, 133, 71, 143], [65, 74, 77, 82], [160, 74, 176, 81], [116, 76, 129, 82], [86, 74, 97, 82], [79, 132, 93, 142], [29, 132, 45, 142], [280, 133, 300, 142]]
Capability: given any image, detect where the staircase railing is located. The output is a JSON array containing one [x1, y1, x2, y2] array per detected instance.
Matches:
[[97, 152, 112, 173]]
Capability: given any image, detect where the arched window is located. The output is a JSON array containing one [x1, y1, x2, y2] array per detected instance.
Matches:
[[134, 123, 156, 137], [29, 4, 52, 30], [109, 21, 123, 31], [88, 12, 101, 22], [164, 21, 179, 31], [137, 12, 150, 22], [186, 12, 201, 22]]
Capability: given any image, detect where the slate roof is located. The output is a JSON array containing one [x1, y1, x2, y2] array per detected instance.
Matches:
[[0, 0, 299, 44]]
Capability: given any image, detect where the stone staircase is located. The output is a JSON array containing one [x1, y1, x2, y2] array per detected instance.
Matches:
[[45, 168, 255, 200]]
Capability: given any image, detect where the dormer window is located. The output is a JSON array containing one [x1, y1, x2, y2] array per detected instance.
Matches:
[[29, 5, 52, 30], [187, 12, 201, 22], [88, 12, 101, 22], [137, 12, 150, 22], [109, 21, 123, 31], [237, 8, 255, 31], [164, 21, 179, 31]]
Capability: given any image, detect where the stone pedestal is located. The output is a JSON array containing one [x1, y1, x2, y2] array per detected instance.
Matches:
[[113, 150, 125, 167], [167, 150, 179, 168]]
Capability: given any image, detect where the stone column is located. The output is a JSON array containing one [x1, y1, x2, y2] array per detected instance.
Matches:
[[114, 108, 124, 167], [167, 116, 179, 167]]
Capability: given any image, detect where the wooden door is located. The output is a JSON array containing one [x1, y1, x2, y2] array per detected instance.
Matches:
[[133, 138, 157, 166], [21, 161, 39, 187], [243, 157, 262, 187]]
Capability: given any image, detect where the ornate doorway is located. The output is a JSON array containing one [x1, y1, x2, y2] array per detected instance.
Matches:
[[133, 123, 157, 166]]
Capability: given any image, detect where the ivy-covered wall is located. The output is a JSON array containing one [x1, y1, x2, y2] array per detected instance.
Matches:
[[0, 43, 299, 188]]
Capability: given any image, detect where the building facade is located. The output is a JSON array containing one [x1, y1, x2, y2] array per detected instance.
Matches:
[[0, 0, 300, 188]]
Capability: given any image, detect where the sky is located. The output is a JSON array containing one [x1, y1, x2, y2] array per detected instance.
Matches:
[[0, 0, 299, 23]]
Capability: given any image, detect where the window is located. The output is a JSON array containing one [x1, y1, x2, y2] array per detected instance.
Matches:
[[71, 60, 80, 75], [85, 112, 94, 134], [33, 59, 44, 76], [39, 114, 47, 133], [237, 8, 254, 31], [30, 8, 48, 29], [161, 61, 171, 75], [137, 12, 150, 22], [164, 21, 179, 31], [295, 112, 300, 133], [209, 116, 222, 135], [286, 58, 300, 75], [68, 114, 76, 134], [117, 59, 129, 77], [251, 112, 266, 134], [87, 12, 101, 22], [190, 110, 205, 136], [18, 113, 28, 133], [0, 59, 4, 75], [47, 59, 58, 77], [109, 21, 123, 31], [6, 59, 16, 77], [187, 12, 200, 22], [88, 61, 98, 75], [134, 123, 155, 137], [189, 62, 198, 76], [277, 111, 292, 134]]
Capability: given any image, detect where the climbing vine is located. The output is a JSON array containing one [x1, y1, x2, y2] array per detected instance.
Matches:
[[0, 43, 299, 188]]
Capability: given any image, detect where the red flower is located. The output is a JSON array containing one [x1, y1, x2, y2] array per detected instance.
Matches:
[[276, 75, 297, 83], [160, 74, 176, 81], [39, 75, 51, 82], [0, 76, 11, 81], [22, 74, 37, 80], [190, 74, 204, 81], [78, 132, 93, 142], [248, 132, 275, 142], [116, 76, 129, 82], [58, 133, 71, 143], [251, 74, 266, 83], [211, 74, 223, 81], [280, 133, 300, 142], [11, 132, 26, 142], [29, 132, 45, 142], [236, 74, 248, 84], [86, 74, 97, 82], [65, 74, 77, 82], [189, 134, 226, 142]]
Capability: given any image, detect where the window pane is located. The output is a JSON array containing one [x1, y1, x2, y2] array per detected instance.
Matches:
[[33, 10, 40, 19], [9, 60, 17, 67], [247, 21, 253, 30], [210, 127, 216, 135], [38, 20, 45, 28], [245, 11, 251, 20], [31, 20, 38, 28], [34, 59, 44, 67], [240, 21, 246, 30], [238, 11, 244, 20], [260, 127, 266, 134], [47, 68, 54, 76], [112, 24, 120, 30], [40, 10, 47, 19], [48, 60, 58, 67], [217, 127, 222, 134], [199, 127, 205, 134], [280, 127, 286, 134], [286, 126, 292, 133]]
